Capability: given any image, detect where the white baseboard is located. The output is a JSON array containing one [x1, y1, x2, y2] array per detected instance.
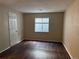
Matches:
[[16, 40, 22, 45], [24, 38, 62, 43], [0, 40, 22, 54], [0, 47, 11, 53], [63, 43, 73, 59]]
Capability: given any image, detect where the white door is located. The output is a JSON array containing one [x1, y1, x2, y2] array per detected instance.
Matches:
[[9, 12, 19, 46]]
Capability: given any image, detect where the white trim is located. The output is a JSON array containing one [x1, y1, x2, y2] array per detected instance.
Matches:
[[0, 40, 22, 54], [10, 40, 22, 47], [24, 38, 62, 42], [63, 43, 73, 59], [0, 47, 10, 53]]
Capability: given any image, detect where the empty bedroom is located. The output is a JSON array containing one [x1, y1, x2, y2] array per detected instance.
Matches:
[[0, 0, 79, 59]]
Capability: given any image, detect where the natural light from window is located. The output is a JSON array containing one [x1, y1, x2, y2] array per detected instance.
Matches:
[[35, 17, 49, 32]]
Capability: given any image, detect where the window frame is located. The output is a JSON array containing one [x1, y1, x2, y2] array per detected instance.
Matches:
[[34, 17, 49, 32]]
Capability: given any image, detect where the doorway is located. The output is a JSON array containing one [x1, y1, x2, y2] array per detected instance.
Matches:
[[9, 12, 19, 46]]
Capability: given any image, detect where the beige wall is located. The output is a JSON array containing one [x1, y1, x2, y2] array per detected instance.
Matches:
[[0, 6, 10, 52], [23, 12, 64, 42], [63, 0, 79, 59], [0, 6, 23, 52]]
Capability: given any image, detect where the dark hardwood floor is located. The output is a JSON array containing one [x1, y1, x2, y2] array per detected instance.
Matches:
[[0, 40, 71, 59]]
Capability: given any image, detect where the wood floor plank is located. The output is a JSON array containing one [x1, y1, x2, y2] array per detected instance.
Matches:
[[0, 41, 71, 59]]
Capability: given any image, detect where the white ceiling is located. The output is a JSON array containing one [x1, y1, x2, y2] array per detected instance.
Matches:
[[0, 0, 73, 13]]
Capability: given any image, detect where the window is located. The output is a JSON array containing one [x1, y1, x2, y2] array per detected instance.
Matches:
[[35, 17, 49, 32]]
